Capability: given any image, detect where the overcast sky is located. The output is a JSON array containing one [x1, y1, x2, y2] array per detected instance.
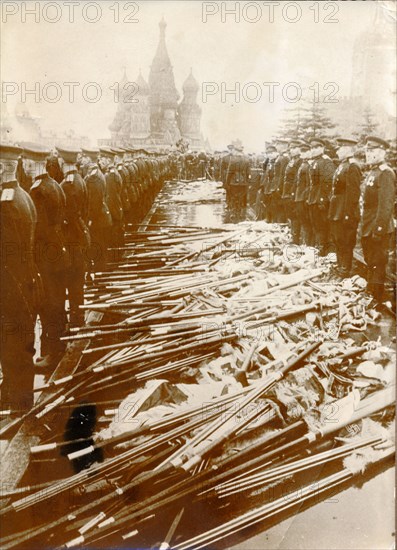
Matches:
[[1, 0, 395, 150]]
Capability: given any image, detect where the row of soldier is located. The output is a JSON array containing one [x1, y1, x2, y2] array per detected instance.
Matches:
[[1, 137, 395, 415], [217, 136, 395, 305], [0, 143, 173, 414]]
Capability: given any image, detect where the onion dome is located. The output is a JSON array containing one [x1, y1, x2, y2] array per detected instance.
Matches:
[[136, 70, 150, 95], [183, 68, 199, 93]]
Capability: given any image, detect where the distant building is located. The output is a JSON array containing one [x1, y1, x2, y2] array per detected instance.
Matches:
[[0, 103, 42, 144], [324, 4, 396, 140], [0, 102, 89, 149], [345, 2, 396, 137], [177, 69, 202, 147], [108, 18, 204, 150], [44, 129, 89, 149], [350, 3, 396, 114]]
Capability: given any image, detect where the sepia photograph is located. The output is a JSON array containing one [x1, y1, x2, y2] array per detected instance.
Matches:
[[0, 1, 396, 549]]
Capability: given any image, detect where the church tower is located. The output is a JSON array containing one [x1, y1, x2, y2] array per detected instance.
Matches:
[[109, 68, 132, 143], [350, 2, 395, 115], [178, 69, 202, 147], [148, 17, 180, 144], [130, 70, 151, 139], [106, 19, 206, 149]]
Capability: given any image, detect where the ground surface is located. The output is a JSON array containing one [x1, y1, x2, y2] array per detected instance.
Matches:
[[1, 179, 394, 550], [147, 178, 395, 550]]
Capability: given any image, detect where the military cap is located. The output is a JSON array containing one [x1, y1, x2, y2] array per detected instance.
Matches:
[[99, 146, 116, 159], [336, 138, 358, 147], [122, 146, 136, 154], [21, 142, 51, 162], [82, 147, 100, 161], [55, 146, 81, 164], [300, 142, 311, 152], [265, 144, 277, 153], [309, 137, 327, 147], [274, 138, 289, 144], [111, 147, 126, 155], [0, 143, 23, 160], [288, 139, 304, 149], [365, 136, 390, 150]]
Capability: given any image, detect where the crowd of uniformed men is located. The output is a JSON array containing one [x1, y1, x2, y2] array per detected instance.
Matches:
[[214, 135, 395, 303], [0, 135, 396, 415], [0, 143, 173, 413]]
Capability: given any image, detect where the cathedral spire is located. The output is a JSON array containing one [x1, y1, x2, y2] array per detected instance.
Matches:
[[178, 68, 201, 142], [109, 19, 203, 148], [159, 16, 166, 35], [149, 17, 180, 139], [151, 17, 171, 71], [182, 68, 199, 94], [136, 69, 149, 95]]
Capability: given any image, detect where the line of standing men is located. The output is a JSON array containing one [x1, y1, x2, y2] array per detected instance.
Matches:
[[218, 143, 251, 223], [0, 143, 171, 414], [259, 135, 395, 303], [214, 135, 395, 304]]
